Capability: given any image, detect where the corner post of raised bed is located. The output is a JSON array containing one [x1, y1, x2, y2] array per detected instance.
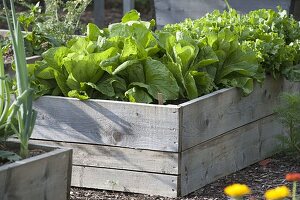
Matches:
[[66, 148, 73, 200], [177, 104, 184, 197]]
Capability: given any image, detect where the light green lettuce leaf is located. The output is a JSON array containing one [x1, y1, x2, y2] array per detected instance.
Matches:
[[125, 86, 153, 103], [122, 10, 140, 23], [42, 47, 70, 71], [68, 90, 89, 100], [87, 23, 104, 41]]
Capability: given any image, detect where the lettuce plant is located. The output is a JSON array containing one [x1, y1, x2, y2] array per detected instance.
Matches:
[[29, 10, 179, 103], [163, 7, 300, 81]]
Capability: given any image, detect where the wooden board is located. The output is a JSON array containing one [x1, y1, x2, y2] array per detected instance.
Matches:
[[180, 115, 283, 196], [154, 0, 225, 28], [0, 144, 72, 200], [180, 77, 300, 150], [72, 165, 178, 197], [32, 96, 180, 152], [29, 139, 179, 174]]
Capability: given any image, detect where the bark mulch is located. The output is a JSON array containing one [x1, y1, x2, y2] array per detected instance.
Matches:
[[70, 153, 300, 200]]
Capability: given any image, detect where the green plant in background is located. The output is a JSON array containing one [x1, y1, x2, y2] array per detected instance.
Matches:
[[41, 0, 92, 45], [0, 0, 92, 58], [0, 48, 12, 138], [163, 7, 300, 81], [275, 93, 300, 154], [0, 0, 37, 159]]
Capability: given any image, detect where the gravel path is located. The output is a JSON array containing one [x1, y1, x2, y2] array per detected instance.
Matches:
[[70, 153, 300, 200]]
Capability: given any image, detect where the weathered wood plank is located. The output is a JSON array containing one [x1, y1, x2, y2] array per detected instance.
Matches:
[[0, 145, 72, 200], [123, 0, 135, 15], [93, 0, 105, 28], [29, 139, 179, 174], [154, 0, 225, 28], [180, 115, 283, 196], [180, 76, 300, 150], [72, 165, 178, 197], [32, 96, 180, 152]]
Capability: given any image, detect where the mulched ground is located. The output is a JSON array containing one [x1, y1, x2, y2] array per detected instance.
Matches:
[[70, 153, 300, 200]]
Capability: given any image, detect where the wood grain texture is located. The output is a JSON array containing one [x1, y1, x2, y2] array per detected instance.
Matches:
[[180, 76, 300, 150], [0, 144, 72, 200], [72, 165, 178, 197], [29, 139, 179, 174], [32, 96, 180, 152], [180, 115, 283, 196]]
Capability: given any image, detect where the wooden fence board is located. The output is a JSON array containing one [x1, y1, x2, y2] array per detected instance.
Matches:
[[32, 96, 180, 152], [72, 165, 178, 197]]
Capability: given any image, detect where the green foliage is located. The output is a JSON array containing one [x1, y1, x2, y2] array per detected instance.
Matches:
[[2, 0, 37, 158], [0, 0, 92, 58], [40, 0, 92, 45], [158, 28, 262, 98], [0, 150, 21, 162], [163, 7, 300, 81], [29, 10, 179, 103], [275, 93, 300, 154], [28, 8, 300, 104], [0, 46, 14, 140]]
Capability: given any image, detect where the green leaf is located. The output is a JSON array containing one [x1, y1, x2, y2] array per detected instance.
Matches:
[[87, 23, 103, 41], [54, 70, 70, 96], [68, 90, 89, 100], [112, 60, 141, 75], [125, 87, 153, 103], [191, 71, 215, 96], [183, 72, 198, 99], [63, 47, 117, 84], [42, 47, 70, 71], [84, 77, 127, 98], [120, 37, 147, 62], [143, 58, 179, 101], [0, 150, 21, 162], [69, 37, 97, 54], [122, 10, 140, 23]]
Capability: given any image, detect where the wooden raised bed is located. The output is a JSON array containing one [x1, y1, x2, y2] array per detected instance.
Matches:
[[29, 76, 300, 197], [0, 141, 72, 200]]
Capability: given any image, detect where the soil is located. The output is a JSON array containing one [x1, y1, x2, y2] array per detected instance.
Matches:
[[0, 142, 46, 166], [70, 153, 300, 200]]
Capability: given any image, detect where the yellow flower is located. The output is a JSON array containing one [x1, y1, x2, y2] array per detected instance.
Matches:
[[224, 183, 251, 198], [264, 186, 291, 200]]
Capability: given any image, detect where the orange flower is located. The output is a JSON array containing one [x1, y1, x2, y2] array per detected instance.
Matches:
[[286, 173, 300, 182]]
